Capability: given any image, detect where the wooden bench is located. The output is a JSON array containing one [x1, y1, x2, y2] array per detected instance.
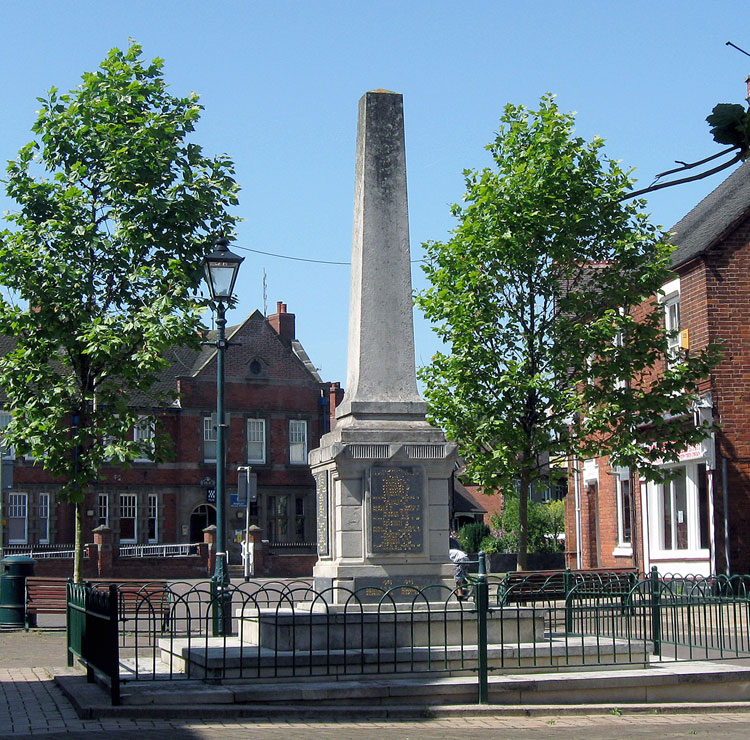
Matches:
[[496, 568, 638, 606], [24, 577, 69, 629], [24, 576, 171, 631]]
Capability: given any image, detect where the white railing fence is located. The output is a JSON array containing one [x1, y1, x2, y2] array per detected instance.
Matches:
[[2, 543, 201, 559], [118, 543, 200, 558]]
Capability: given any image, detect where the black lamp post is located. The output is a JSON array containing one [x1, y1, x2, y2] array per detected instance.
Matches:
[[203, 237, 244, 628]]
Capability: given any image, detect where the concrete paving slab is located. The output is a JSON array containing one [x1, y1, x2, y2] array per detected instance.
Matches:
[[11, 627, 750, 739]]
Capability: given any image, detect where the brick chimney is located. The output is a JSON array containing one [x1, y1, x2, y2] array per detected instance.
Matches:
[[268, 301, 295, 344], [327, 381, 345, 431]]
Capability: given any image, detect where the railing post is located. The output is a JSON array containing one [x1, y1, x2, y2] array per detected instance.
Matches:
[[476, 550, 489, 705], [66, 580, 73, 667], [210, 577, 220, 636], [650, 565, 661, 657], [108, 584, 120, 706], [564, 568, 573, 633]]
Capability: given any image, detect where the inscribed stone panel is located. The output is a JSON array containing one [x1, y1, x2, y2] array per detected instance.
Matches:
[[315, 471, 329, 557], [369, 465, 423, 553]]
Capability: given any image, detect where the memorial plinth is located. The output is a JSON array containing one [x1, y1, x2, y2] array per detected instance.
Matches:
[[309, 90, 456, 602]]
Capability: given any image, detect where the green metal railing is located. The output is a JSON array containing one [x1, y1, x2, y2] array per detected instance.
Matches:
[[66, 564, 750, 706], [67, 580, 120, 705]]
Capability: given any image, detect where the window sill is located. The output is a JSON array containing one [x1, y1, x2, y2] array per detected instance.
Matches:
[[612, 545, 633, 558], [649, 549, 711, 560]]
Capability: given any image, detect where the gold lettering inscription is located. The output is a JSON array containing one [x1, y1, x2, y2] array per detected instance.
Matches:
[[370, 467, 422, 553]]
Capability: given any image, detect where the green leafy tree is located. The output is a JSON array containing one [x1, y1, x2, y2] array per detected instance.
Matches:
[[0, 44, 239, 580], [416, 95, 720, 570], [456, 521, 490, 554], [486, 498, 565, 554]]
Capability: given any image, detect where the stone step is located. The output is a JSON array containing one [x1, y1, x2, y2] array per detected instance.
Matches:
[[57, 660, 750, 715], [157, 635, 649, 680]]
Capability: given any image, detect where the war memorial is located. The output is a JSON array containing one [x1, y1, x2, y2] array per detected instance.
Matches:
[[309, 89, 457, 601], [52, 91, 750, 713]]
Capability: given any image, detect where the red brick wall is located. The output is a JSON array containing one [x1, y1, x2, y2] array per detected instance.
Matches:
[[703, 216, 750, 572], [568, 212, 750, 574], [3, 307, 336, 579]]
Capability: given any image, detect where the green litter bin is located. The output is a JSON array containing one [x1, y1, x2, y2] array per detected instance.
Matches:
[[0, 555, 36, 627]]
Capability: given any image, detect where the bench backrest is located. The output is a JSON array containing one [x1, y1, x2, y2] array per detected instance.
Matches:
[[498, 568, 638, 604], [25, 577, 171, 616]]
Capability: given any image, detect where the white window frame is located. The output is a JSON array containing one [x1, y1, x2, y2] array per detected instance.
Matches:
[[660, 467, 689, 552], [246, 418, 266, 464], [147, 493, 158, 543], [613, 329, 627, 390], [289, 419, 308, 465], [7, 492, 27, 544], [38, 492, 50, 544], [119, 493, 138, 544], [0, 411, 14, 460], [649, 463, 709, 558], [134, 416, 155, 462], [613, 468, 633, 555], [97, 493, 109, 527], [203, 413, 217, 463], [660, 278, 681, 370]]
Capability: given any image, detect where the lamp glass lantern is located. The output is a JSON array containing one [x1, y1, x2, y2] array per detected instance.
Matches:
[[203, 238, 244, 301]]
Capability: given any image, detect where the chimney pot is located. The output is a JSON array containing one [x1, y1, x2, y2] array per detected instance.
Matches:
[[269, 300, 295, 344]]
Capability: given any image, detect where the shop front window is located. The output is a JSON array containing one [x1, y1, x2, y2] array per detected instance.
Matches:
[[266, 494, 307, 542], [267, 495, 289, 542], [660, 467, 688, 550]]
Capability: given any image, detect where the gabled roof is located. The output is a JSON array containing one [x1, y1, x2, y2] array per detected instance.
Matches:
[[453, 479, 487, 515], [0, 310, 324, 409], [186, 309, 321, 382], [669, 161, 750, 268]]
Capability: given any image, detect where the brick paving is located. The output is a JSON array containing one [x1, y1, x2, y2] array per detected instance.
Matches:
[[4, 629, 750, 738]]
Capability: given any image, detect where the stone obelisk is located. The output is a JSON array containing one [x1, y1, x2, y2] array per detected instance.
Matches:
[[310, 91, 456, 601]]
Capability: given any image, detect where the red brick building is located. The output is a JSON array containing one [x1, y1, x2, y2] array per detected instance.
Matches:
[[566, 162, 750, 577], [0, 301, 340, 576]]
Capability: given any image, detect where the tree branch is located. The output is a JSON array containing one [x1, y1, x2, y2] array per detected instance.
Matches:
[[620, 152, 744, 202], [656, 146, 740, 179]]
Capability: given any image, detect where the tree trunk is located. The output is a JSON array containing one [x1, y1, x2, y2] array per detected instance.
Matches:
[[516, 468, 530, 571], [73, 501, 83, 583]]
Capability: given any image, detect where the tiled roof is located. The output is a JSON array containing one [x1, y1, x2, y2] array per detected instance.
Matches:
[[669, 161, 750, 268], [455, 480, 503, 517]]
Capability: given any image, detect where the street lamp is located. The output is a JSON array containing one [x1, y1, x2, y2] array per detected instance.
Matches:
[[203, 237, 244, 631]]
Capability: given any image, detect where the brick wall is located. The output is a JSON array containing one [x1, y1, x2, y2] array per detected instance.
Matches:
[[704, 215, 750, 572], [2, 306, 338, 579]]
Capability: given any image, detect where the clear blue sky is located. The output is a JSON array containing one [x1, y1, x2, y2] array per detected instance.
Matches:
[[0, 1, 747, 387]]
